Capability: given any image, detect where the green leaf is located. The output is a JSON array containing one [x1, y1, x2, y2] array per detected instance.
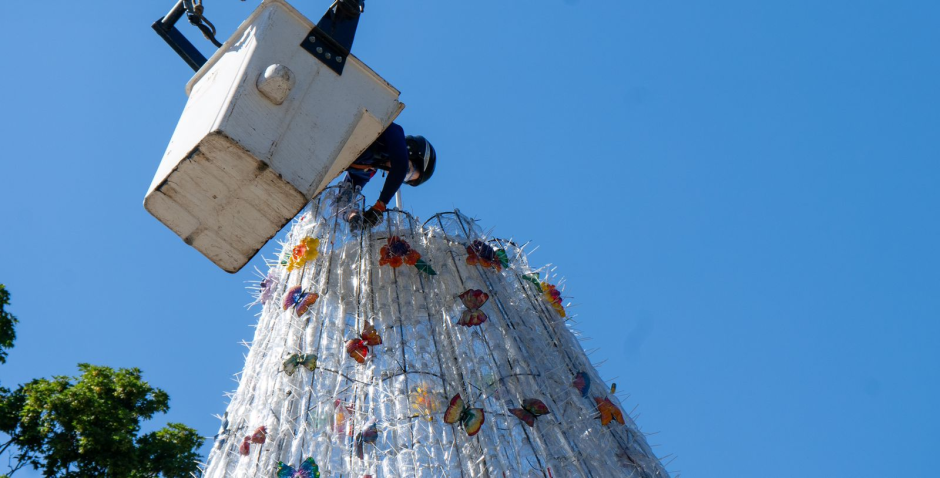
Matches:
[[135, 423, 204, 478], [496, 249, 510, 268], [0, 284, 17, 364], [522, 274, 543, 292], [414, 259, 438, 276]]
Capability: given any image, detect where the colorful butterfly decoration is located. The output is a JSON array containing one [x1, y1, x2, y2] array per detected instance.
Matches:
[[257, 269, 280, 305], [457, 289, 489, 327], [509, 399, 551, 427], [572, 371, 591, 398], [282, 286, 319, 316], [354, 419, 378, 459], [541, 282, 566, 318], [466, 240, 503, 271], [276, 457, 320, 478], [283, 353, 317, 376], [238, 425, 267, 456], [286, 236, 320, 272], [379, 236, 437, 275], [443, 393, 485, 436], [595, 396, 625, 426], [346, 320, 383, 363]]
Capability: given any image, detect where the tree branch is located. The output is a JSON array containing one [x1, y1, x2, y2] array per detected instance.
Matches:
[[8, 454, 27, 476], [0, 438, 15, 460]]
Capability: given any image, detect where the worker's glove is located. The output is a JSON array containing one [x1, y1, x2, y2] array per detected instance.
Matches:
[[349, 201, 386, 230], [361, 207, 382, 228], [361, 201, 386, 228]]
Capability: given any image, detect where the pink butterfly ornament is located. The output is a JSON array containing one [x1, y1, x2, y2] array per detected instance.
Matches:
[[238, 426, 267, 456], [457, 289, 489, 327], [282, 285, 319, 316]]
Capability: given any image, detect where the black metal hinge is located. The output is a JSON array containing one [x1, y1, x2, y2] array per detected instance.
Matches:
[[300, 0, 365, 75]]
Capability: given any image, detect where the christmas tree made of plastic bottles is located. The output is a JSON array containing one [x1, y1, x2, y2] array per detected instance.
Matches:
[[202, 186, 669, 478]]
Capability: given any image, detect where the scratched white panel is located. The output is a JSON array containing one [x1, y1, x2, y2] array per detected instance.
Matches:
[[145, 0, 405, 273]]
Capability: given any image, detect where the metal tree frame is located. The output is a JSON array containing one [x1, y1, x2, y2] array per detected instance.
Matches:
[[202, 186, 668, 477]]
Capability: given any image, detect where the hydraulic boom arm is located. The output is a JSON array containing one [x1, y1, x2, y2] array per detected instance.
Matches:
[[153, 0, 365, 74]]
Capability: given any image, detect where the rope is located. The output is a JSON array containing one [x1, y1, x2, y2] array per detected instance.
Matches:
[[186, 0, 224, 48]]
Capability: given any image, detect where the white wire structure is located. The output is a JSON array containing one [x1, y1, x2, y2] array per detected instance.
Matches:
[[202, 186, 669, 478]]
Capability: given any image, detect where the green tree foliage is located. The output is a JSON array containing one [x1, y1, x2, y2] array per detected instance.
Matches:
[[0, 284, 17, 364], [0, 364, 204, 477], [0, 286, 203, 477]]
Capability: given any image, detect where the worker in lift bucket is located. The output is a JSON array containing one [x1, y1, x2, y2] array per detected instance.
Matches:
[[340, 122, 436, 229]]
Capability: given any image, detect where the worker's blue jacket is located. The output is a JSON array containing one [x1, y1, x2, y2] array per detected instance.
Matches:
[[344, 122, 409, 206]]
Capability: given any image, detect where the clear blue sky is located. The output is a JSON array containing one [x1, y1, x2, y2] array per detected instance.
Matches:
[[2, 1, 938, 476]]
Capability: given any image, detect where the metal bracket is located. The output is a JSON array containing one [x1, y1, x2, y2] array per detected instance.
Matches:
[[300, 0, 365, 75], [152, 1, 208, 72]]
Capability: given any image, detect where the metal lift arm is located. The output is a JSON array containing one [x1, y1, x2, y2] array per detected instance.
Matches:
[[154, 1, 365, 75], [152, 1, 209, 72]]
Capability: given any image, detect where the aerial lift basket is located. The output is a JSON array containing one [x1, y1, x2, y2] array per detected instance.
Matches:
[[145, 0, 404, 273]]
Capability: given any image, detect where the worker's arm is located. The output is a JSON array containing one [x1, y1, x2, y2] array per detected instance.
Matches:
[[375, 123, 409, 208]]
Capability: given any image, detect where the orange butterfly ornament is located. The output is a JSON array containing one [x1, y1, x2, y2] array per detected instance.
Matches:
[[595, 397, 625, 426], [346, 321, 383, 363]]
